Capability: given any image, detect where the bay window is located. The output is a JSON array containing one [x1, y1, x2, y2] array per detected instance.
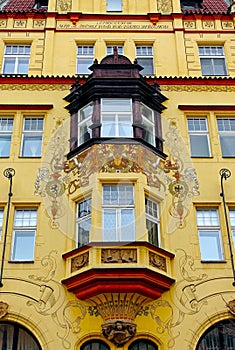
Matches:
[[76, 198, 91, 247]]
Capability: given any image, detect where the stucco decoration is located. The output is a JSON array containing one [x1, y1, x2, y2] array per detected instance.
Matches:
[[27, 251, 86, 349], [227, 299, 235, 316], [149, 252, 166, 271], [56, 0, 72, 12], [157, 0, 173, 14], [101, 249, 137, 263], [0, 302, 8, 318], [102, 320, 136, 347], [71, 252, 89, 272], [35, 117, 200, 233]]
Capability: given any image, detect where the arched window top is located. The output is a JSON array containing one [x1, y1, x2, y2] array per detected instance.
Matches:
[[129, 339, 158, 350], [81, 340, 110, 350], [0, 322, 41, 350], [196, 319, 235, 350]]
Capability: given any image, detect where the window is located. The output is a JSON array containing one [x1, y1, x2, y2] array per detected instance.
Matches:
[[136, 46, 154, 75], [106, 0, 122, 11], [196, 319, 235, 350], [187, 118, 211, 157], [0, 117, 13, 157], [0, 209, 3, 239], [21, 117, 44, 157], [82, 340, 109, 350], [11, 209, 37, 261], [2, 45, 31, 74], [101, 99, 133, 137], [217, 118, 235, 157], [0, 322, 42, 350], [77, 198, 91, 247], [106, 46, 124, 55], [229, 209, 235, 246], [77, 46, 94, 74], [198, 46, 227, 76], [141, 103, 155, 146], [129, 340, 158, 350], [102, 184, 135, 241], [78, 103, 93, 145], [196, 209, 224, 261], [145, 198, 160, 246]]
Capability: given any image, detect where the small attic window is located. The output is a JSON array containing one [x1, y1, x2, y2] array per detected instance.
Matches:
[[34, 0, 48, 8], [181, 0, 202, 9]]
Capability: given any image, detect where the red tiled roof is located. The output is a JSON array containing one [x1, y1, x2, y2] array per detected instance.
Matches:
[[2, 0, 47, 12], [182, 0, 229, 14]]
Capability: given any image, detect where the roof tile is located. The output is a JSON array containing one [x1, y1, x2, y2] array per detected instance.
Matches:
[[2, 0, 47, 12], [182, 0, 229, 14]]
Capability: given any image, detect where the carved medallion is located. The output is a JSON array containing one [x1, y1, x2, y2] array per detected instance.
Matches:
[[102, 320, 136, 347], [0, 302, 9, 318]]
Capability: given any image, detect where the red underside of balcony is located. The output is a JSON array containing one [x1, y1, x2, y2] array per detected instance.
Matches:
[[62, 267, 175, 300]]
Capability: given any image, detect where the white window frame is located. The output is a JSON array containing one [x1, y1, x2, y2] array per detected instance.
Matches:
[[78, 103, 93, 145], [2, 45, 31, 74], [11, 209, 37, 261], [136, 46, 154, 75], [217, 118, 235, 157], [229, 209, 235, 247], [76, 45, 94, 74], [187, 117, 211, 157], [196, 209, 224, 261], [198, 46, 227, 76], [102, 184, 135, 242], [106, 0, 122, 12], [0, 117, 14, 157], [0, 209, 3, 240], [76, 198, 91, 248], [141, 103, 155, 146], [145, 197, 160, 247], [106, 45, 124, 55], [21, 117, 44, 157], [101, 98, 133, 138]]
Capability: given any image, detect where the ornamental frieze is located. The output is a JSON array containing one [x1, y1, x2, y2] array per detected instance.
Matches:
[[149, 252, 167, 272], [71, 252, 89, 272], [0, 84, 71, 91], [101, 249, 137, 264]]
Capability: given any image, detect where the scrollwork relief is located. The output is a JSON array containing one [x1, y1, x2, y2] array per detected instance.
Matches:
[[101, 249, 137, 263], [71, 252, 89, 272]]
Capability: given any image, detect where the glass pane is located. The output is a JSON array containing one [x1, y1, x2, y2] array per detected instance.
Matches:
[[0, 135, 11, 157], [213, 58, 227, 75], [230, 210, 235, 226], [120, 209, 135, 241], [137, 58, 154, 75], [77, 58, 93, 74], [142, 121, 154, 145], [102, 99, 131, 112], [18, 327, 41, 350], [197, 209, 219, 226], [141, 104, 153, 122], [103, 210, 117, 241], [118, 115, 132, 137], [22, 135, 42, 157], [199, 230, 223, 261], [0, 118, 13, 131], [220, 135, 235, 157], [102, 115, 116, 136], [12, 231, 35, 261], [147, 219, 159, 246], [107, 0, 122, 11], [201, 58, 212, 75], [0, 323, 14, 349], [14, 210, 37, 227], [17, 58, 29, 74], [80, 104, 93, 121], [189, 135, 210, 157], [3, 58, 15, 74], [77, 218, 90, 247]]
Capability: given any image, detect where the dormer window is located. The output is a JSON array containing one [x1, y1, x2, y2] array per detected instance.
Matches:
[[34, 0, 48, 8], [181, 0, 202, 9]]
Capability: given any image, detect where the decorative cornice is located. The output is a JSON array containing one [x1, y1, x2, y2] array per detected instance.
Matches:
[[161, 85, 235, 92], [178, 105, 235, 111], [0, 83, 71, 90], [0, 104, 53, 110]]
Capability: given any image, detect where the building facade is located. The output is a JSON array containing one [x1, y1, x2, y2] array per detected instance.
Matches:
[[0, 0, 235, 349]]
